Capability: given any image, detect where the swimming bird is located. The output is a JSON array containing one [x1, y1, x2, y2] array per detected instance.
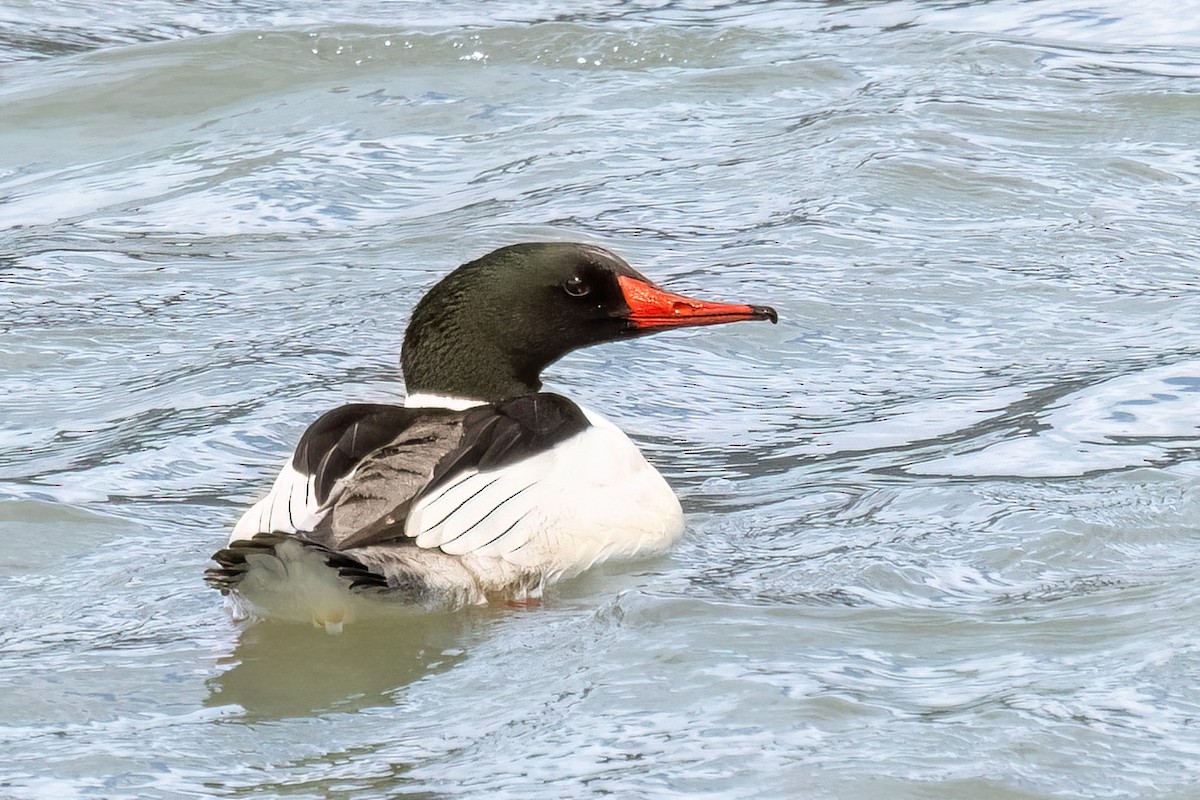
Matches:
[[206, 242, 777, 631]]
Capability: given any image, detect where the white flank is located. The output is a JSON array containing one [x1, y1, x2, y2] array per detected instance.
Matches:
[[407, 405, 684, 584], [230, 458, 323, 541]]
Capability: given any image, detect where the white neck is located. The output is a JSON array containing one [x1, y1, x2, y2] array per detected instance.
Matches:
[[403, 392, 487, 411]]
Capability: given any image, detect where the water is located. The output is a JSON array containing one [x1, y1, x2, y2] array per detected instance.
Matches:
[[3, 1, 1200, 797]]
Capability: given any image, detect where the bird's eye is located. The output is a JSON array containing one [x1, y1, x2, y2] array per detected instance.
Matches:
[[563, 276, 591, 297]]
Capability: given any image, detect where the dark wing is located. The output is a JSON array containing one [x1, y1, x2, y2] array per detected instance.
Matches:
[[305, 409, 469, 550], [292, 403, 435, 506], [313, 393, 591, 553], [228, 403, 436, 538], [209, 403, 467, 599]]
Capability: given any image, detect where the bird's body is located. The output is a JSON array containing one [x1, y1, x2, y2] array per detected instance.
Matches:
[[206, 243, 776, 630]]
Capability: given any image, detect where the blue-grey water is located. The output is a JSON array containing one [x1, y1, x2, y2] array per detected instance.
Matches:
[[3, 2, 1200, 798]]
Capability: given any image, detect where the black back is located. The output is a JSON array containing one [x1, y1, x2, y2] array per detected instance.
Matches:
[[426, 392, 590, 495]]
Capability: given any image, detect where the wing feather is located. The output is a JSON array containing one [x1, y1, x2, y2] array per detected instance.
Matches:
[[221, 393, 594, 597], [307, 412, 468, 550], [230, 403, 450, 542], [404, 393, 592, 557]]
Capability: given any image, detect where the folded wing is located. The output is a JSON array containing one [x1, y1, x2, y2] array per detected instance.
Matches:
[[209, 394, 593, 604]]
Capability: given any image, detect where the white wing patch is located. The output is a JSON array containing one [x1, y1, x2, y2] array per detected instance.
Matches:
[[405, 406, 685, 574], [407, 448, 555, 557], [230, 458, 323, 542]]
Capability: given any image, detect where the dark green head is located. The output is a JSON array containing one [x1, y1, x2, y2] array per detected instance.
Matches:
[[401, 242, 777, 403]]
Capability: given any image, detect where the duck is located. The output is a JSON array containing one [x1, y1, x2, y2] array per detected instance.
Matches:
[[205, 242, 777, 631]]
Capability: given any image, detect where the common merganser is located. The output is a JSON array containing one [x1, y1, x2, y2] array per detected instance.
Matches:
[[206, 242, 777, 631]]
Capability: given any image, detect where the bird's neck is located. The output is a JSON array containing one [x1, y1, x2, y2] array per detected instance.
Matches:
[[401, 335, 544, 404]]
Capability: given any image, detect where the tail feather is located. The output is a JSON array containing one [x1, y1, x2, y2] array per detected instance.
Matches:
[[205, 532, 391, 596], [205, 531, 493, 625]]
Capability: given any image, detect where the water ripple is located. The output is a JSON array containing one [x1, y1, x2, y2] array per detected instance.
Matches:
[[4, 3, 1200, 798]]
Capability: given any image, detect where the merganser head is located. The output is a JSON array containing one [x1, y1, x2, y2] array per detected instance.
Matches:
[[401, 242, 778, 403]]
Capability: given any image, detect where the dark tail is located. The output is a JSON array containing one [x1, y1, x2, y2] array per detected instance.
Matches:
[[204, 531, 391, 594]]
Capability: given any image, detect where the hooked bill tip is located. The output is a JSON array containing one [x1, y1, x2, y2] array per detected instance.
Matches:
[[753, 305, 779, 324]]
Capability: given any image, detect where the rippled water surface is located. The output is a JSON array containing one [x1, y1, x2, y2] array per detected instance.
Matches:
[[3, 1, 1200, 797]]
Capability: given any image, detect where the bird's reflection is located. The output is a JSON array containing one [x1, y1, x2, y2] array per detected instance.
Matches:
[[205, 609, 495, 720]]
